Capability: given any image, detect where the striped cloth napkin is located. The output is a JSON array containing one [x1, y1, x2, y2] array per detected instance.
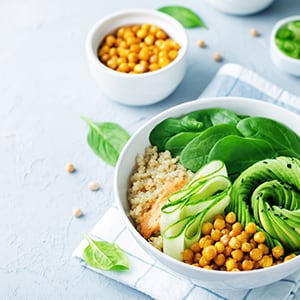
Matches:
[[72, 63, 300, 300]]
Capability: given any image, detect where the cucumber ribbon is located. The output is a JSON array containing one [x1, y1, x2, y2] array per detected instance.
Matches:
[[160, 161, 231, 260], [228, 156, 300, 251]]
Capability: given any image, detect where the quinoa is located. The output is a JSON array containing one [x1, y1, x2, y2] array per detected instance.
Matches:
[[128, 146, 192, 249]]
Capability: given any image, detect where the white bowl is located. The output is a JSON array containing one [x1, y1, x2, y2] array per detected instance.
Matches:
[[114, 97, 300, 289], [206, 0, 274, 15], [86, 9, 188, 106], [270, 16, 300, 76]]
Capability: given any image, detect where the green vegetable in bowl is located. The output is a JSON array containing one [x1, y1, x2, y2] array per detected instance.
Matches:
[[275, 20, 300, 59], [160, 160, 231, 260], [227, 156, 300, 251], [150, 108, 300, 180]]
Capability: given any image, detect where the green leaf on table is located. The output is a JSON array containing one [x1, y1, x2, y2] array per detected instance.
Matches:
[[81, 116, 130, 166], [158, 6, 208, 29], [83, 235, 130, 271]]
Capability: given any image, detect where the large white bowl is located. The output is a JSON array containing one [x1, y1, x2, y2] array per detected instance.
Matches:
[[86, 9, 188, 106], [114, 97, 300, 289], [206, 0, 274, 15], [270, 16, 300, 76]]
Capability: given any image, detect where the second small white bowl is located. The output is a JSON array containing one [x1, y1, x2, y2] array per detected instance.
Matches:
[[86, 9, 188, 106], [206, 0, 274, 15], [270, 16, 300, 76]]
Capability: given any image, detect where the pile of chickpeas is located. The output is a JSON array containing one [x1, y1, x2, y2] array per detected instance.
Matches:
[[182, 212, 296, 271], [97, 23, 181, 74]]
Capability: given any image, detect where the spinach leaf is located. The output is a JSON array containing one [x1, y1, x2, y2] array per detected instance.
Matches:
[[158, 6, 207, 29], [165, 132, 200, 157], [208, 136, 277, 180], [149, 116, 203, 151], [82, 116, 130, 166], [83, 235, 129, 271], [237, 117, 300, 159], [180, 124, 241, 172], [187, 108, 241, 128]]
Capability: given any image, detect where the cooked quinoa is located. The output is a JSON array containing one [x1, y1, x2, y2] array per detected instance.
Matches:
[[128, 146, 192, 249]]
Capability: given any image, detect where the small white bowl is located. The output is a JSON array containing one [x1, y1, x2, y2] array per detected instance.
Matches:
[[86, 9, 188, 106], [270, 16, 300, 76], [114, 97, 300, 289], [206, 0, 274, 15]]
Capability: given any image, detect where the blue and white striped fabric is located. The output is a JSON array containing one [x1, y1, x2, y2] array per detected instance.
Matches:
[[73, 63, 300, 300]]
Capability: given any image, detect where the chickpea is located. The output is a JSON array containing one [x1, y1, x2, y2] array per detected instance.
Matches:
[[241, 242, 252, 253], [199, 236, 213, 249], [245, 222, 257, 234], [105, 35, 115, 47], [250, 28, 259, 37], [190, 242, 201, 253], [232, 222, 243, 234], [225, 258, 237, 271], [213, 52, 222, 62], [201, 221, 213, 235], [224, 246, 232, 257], [220, 234, 230, 246], [144, 34, 155, 45], [168, 50, 178, 60], [242, 259, 254, 271], [211, 229, 222, 241], [214, 253, 226, 266], [250, 248, 263, 261], [225, 211, 236, 224], [137, 28, 147, 39], [72, 207, 82, 218], [88, 181, 100, 191], [215, 241, 225, 253], [232, 249, 244, 261], [229, 237, 241, 250], [194, 252, 201, 263], [133, 64, 146, 73], [197, 39, 206, 48], [202, 245, 217, 261], [272, 246, 284, 259], [214, 218, 226, 230], [149, 63, 160, 72], [258, 243, 269, 255], [199, 256, 210, 267], [182, 248, 194, 262], [156, 29, 167, 39], [284, 253, 297, 262], [65, 163, 75, 173], [253, 231, 266, 243], [259, 255, 273, 268]]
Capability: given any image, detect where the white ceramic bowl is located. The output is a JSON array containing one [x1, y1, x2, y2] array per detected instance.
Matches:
[[270, 16, 300, 76], [206, 0, 274, 15], [114, 97, 300, 289], [86, 9, 188, 106]]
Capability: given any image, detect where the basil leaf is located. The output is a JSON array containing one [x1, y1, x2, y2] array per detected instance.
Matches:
[[81, 116, 130, 166], [158, 6, 208, 29], [83, 235, 130, 271]]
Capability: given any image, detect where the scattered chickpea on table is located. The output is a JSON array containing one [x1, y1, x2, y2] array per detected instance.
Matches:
[[98, 23, 181, 74]]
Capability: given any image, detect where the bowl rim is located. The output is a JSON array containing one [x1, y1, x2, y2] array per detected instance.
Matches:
[[85, 8, 188, 79], [205, 0, 274, 15], [270, 15, 300, 65], [114, 96, 300, 280]]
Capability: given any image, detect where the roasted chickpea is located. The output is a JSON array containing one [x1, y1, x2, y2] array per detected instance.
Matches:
[[98, 23, 180, 73]]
